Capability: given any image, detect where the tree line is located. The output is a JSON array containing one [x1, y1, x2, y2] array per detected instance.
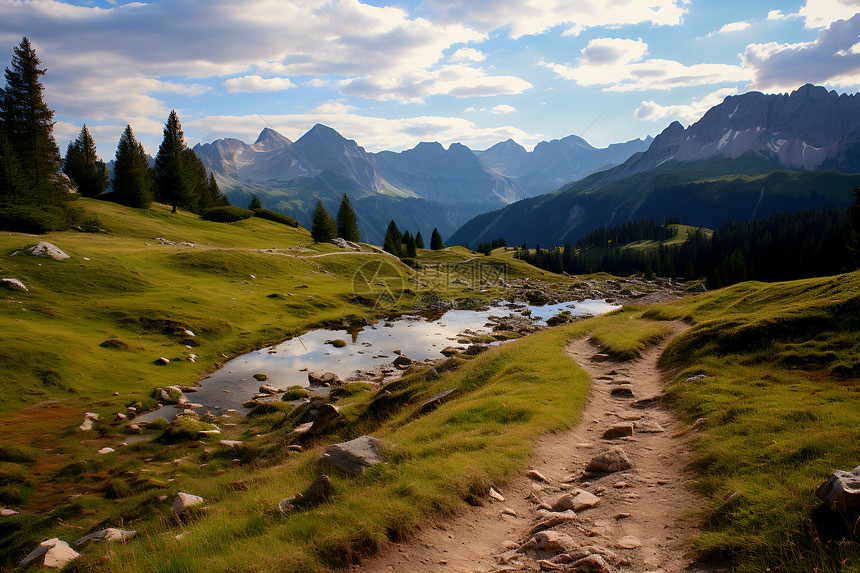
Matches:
[[516, 205, 859, 288]]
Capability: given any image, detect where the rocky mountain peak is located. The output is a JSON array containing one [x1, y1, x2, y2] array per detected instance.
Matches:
[[252, 127, 291, 151]]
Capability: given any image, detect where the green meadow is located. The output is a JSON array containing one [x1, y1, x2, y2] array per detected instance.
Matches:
[[0, 199, 858, 572]]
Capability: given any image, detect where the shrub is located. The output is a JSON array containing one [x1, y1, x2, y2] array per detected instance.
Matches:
[[0, 203, 78, 233], [282, 386, 311, 401], [253, 208, 298, 227], [201, 206, 254, 222]]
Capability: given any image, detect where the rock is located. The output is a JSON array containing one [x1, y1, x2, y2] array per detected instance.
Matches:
[[331, 237, 360, 251], [258, 384, 279, 394], [688, 283, 707, 293], [156, 357, 170, 365], [617, 535, 641, 548], [602, 423, 634, 439], [393, 355, 413, 369], [115, 413, 127, 421], [72, 528, 136, 548], [219, 440, 244, 448], [440, 346, 462, 356], [552, 489, 600, 511], [586, 448, 633, 474], [2, 278, 28, 292], [1, 508, 20, 516], [816, 466, 860, 515], [98, 447, 115, 454], [19, 538, 79, 569], [502, 507, 517, 517], [307, 371, 341, 386], [522, 530, 576, 554], [684, 374, 707, 383], [590, 353, 612, 362], [570, 554, 612, 573], [610, 386, 634, 397], [319, 435, 383, 474], [631, 394, 665, 408], [527, 469, 551, 483], [79, 418, 94, 431], [306, 404, 340, 437], [291, 474, 334, 509], [464, 344, 489, 356], [27, 241, 70, 260], [634, 419, 664, 433], [489, 487, 505, 502], [172, 492, 204, 514], [418, 388, 457, 413]]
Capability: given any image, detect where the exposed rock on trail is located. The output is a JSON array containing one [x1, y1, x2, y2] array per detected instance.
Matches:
[[353, 321, 713, 573]]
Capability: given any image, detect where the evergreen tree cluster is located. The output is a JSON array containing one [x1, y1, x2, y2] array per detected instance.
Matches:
[[430, 227, 444, 250], [516, 207, 855, 288], [476, 237, 507, 255], [310, 194, 359, 243], [851, 186, 860, 267], [382, 220, 428, 258], [576, 218, 676, 249]]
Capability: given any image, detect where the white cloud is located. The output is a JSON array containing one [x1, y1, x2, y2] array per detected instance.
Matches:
[[797, 0, 860, 28], [223, 76, 296, 93], [422, 0, 687, 39], [341, 65, 532, 102], [541, 37, 750, 91], [635, 87, 739, 123], [717, 21, 751, 34], [490, 104, 516, 114], [767, 9, 791, 20], [450, 48, 486, 62], [743, 14, 860, 91]]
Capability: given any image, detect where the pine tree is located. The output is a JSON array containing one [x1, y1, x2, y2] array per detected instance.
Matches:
[[63, 124, 108, 198], [0, 129, 25, 198], [0, 37, 63, 200], [181, 147, 209, 213], [430, 227, 444, 250], [311, 199, 337, 242], [851, 186, 860, 268], [208, 173, 230, 207], [404, 231, 417, 258], [383, 220, 402, 256], [336, 193, 360, 242], [415, 231, 424, 250], [249, 195, 261, 210], [154, 110, 191, 213], [111, 125, 152, 208]]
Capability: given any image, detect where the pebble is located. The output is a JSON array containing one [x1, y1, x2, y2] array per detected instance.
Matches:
[[502, 508, 517, 517], [527, 470, 550, 483]]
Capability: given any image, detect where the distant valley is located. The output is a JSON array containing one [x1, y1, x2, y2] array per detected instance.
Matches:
[[193, 125, 650, 244]]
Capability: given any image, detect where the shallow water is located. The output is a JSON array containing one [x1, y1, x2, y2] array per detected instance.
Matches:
[[135, 299, 618, 421]]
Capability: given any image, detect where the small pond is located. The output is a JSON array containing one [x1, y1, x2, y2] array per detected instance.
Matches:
[[136, 299, 619, 422]]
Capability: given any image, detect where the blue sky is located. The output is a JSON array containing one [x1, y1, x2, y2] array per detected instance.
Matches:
[[1, 0, 858, 157]]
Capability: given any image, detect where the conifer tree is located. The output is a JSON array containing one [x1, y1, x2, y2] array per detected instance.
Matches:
[[63, 124, 108, 197], [208, 173, 230, 207], [404, 231, 417, 258], [383, 219, 402, 256], [249, 195, 261, 210], [852, 186, 860, 268], [415, 231, 424, 250], [430, 227, 444, 250], [0, 129, 25, 199], [111, 125, 152, 208], [310, 199, 337, 242], [336, 193, 360, 242], [154, 110, 191, 213], [181, 147, 209, 212], [0, 37, 63, 200]]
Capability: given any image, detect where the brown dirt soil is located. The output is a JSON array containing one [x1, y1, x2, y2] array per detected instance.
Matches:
[[353, 320, 717, 573]]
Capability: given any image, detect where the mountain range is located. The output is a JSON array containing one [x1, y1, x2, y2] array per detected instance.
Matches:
[[449, 84, 860, 248], [192, 125, 650, 244]]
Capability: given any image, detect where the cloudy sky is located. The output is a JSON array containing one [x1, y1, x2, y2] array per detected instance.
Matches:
[[1, 0, 859, 157]]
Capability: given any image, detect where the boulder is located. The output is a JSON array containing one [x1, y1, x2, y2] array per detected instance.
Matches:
[[816, 466, 860, 515], [521, 530, 577, 554], [464, 344, 489, 356], [1, 278, 28, 292], [72, 528, 136, 548], [258, 384, 280, 394], [172, 492, 204, 514], [586, 447, 633, 474], [552, 489, 600, 512], [306, 404, 340, 437], [307, 371, 341, 386], [393, 355, 413, 369], [27, 241, 70, 260], [602, 423, 634, 439], [319, 435, 383, 474], [293, 474, 334, 509], [19, 538, 79, 569]]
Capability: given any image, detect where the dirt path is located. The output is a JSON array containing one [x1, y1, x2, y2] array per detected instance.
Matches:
[[353, 321, 712, 573]]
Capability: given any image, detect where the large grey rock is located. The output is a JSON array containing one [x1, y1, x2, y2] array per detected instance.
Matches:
[[586, 447, 633, 474], [19, 538, 79, 569], [172, 492, 204, 514], [28, 241, 70, 260], [319, 435, 383, 474], [72, 528, 137, 548], [816, 466, 860, 515], [552, 489, 600, 512], [307, 371, 341, 386]]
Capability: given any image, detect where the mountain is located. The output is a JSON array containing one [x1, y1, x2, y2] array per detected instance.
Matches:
[[193, 126, 647, 244], [476, 134, 652, 195], [449, 84, 860, 248]]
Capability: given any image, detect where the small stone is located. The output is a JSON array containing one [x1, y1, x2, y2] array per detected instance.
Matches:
[[617, 535, 642, 548], [634, 419, 665, 433], [1, 508, 20, 516], [157, 357, 170, 365], [571, 554, 612, 573], [602, 423, 634, 439], [502, 507, 517, 517], [72, 528, 136, 548], [19, 538, 79, 569], [27, 241, 70, 260], [219, 440, 243, 448], [527, 469, 550, 483], [98, 447, 114, 455], [552, 489, 600, 512], [287, 445, 303, 452], [172, 492, 204, 514], [614, 512, 631, 520], [488, 487, 505, 502], [2, 278, 28, 292], [586, 447, 633, 474], [115, 413, 127, 421], [684, 374, 707, 384]]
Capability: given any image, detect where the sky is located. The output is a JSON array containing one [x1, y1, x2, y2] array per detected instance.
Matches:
[[1, 0, 859, 157]]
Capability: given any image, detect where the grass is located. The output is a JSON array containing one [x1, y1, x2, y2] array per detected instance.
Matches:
[[641, 272, 860, 572]]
